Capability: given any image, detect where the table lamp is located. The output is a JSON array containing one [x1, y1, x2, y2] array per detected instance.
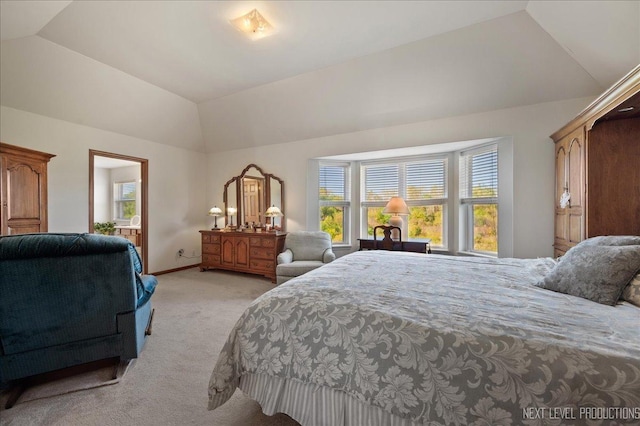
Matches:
[[382, 197, 409, 240], [208, 206, 222, 230], [227, 207, 237, 229], [265, 205, 283, 230]]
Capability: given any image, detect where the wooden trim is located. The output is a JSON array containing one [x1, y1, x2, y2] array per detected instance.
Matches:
[[89, 150, 149, 274], [151, 264, 200, 276], [551, 64, 640, 141], [0, 142, 56, 162]]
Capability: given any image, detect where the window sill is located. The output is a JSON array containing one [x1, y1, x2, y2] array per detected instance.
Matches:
[[457, 250, 497, 259], [331, 244, 352, 249]]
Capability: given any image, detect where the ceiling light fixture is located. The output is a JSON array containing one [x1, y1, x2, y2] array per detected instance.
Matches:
[[230, 9, 274, 40]]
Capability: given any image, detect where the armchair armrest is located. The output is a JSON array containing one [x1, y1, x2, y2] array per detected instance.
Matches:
[[136, 273, 158, 307], [322, 248, 336, 263], [277, 249, 293, 264]]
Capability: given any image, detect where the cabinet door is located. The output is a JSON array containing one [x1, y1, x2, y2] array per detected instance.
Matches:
[[234, 236, 250, 268], [553, 127, 585, 252], [566, 128, 585, 245], [2, 155, 48, 235], [554, 141, 568, 246], [221, 236, 235, 266]]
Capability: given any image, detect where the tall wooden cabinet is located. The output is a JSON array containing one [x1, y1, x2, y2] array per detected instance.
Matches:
[[551, 65, 640, 257], [0, 143, 56, 235], [200, 230, 286, 282]]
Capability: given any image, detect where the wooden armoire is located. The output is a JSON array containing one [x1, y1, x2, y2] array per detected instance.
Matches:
[[551, 65, 640, 257], [0, 143, 56, 235]]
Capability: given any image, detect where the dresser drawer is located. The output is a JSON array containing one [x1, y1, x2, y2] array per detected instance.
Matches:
[[249, 236, 276, 248], [203, 243, 221, 255], [202, 254, 220, 266], [203, 234, 221, 243], [261, 238, 275, 248], [250, 247, 272, 259], [250, 259, 273, 271]]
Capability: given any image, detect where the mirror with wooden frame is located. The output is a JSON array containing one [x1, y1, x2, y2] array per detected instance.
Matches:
[[223, 164, 285, 231]]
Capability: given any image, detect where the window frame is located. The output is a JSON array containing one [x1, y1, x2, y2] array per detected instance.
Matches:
[[319, 161, 351, 246], [459, 144, 499, 256], [113, 180, 137, 221], [360, 155, 448, 248]]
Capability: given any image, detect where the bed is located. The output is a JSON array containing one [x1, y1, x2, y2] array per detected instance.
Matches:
[[208, 249, 640, 425]]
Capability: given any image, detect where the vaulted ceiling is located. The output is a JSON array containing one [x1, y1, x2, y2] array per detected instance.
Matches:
[[1, 1, 638, 152]]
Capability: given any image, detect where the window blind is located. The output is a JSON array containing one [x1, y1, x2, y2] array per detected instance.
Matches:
[[362, 164, 399, 202], [362, 159, 446, 203], [117, 182, 136, 200], [406, 160, 446, 200], [319, 164, 349, 201], [460, 146, 498, 200]]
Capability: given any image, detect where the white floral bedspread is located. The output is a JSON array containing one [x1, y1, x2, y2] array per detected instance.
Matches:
[[208, 251, 640, 425]]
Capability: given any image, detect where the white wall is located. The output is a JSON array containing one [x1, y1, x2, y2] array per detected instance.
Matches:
[[206, 96, 594, 259], [93, 167, 110, 223], [0, 106, 207, 273]]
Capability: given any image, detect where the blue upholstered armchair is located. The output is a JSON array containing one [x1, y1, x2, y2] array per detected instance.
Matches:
[[0, 233, 157, 386]]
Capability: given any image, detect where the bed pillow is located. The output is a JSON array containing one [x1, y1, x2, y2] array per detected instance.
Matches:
[[578, 235, 640, 247], [622, 273, 640, 307], [537, 244, 640, 305]]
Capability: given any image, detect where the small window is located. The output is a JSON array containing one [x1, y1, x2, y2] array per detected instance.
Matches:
[[460, 145, 498, 255], [319, 163, 350, 245], [114, 181, 137, 220]]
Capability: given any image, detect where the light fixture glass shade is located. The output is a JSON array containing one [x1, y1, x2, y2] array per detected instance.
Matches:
[[230, 9, 274, 40], [208, 206, 222, 216], [382, 197, 410, 215]]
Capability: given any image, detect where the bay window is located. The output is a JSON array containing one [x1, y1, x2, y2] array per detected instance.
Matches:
[[313, 139, 506, 256]]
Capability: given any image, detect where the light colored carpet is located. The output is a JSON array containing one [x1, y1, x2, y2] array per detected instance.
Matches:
[[0, 268, 301, 426], [0, 358, 131, 408]]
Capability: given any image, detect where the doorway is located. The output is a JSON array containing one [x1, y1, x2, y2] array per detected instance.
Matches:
[[242, 177, 264, 225], [89, 150, 149, 274]]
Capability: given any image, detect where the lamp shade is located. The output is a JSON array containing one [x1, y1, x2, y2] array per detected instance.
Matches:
[[382, 197, 410, 215], [208, 206, 222, 216], [265, 205, 283, 217]]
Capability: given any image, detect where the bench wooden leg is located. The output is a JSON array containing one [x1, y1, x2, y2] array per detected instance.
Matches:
[[4, 383, 26, 409], [145, 308, 155, 336]]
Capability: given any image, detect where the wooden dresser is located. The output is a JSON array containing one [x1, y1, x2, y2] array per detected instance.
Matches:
[[115, 226, 142, 247], [550, 65, 640, 257], [200, 230, 286, 282]]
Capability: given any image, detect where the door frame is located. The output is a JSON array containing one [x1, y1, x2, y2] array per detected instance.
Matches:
[[89, 150, 149, 274]]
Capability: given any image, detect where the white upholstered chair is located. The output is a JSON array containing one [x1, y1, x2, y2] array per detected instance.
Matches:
[[276, 231, 335, 284]]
